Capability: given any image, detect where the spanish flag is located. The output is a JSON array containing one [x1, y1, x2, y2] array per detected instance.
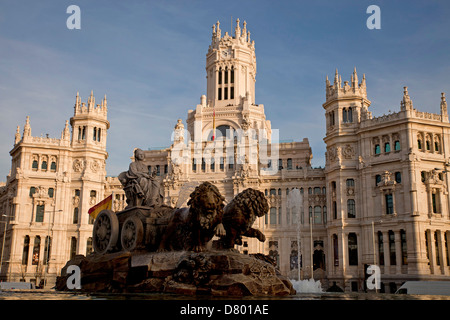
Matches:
[[88, 194, 113, 219]]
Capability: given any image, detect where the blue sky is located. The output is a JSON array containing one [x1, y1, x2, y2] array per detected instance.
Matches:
[[0, 0, 449, 178]]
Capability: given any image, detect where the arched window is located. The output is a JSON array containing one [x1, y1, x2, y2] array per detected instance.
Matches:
[[86, 237, 93, 256], [22, 235, 30, 265], [348, 233, 358, 266], [333, 234, 339, 266], [97, 128, 101, 142], [347, 199, 356, 218], [394, 140, 401, 151], [343, 108, 348, 123], [378, 231, 385, 265], [374, 144, 381, 155], [400, 230, 407, 265], [230, 66, 234, 84], [287, 158, 293, 170], [70, 237, 77, 260], [375, 175, 381, 186], [395, 172, 402, 183], [384, 142, 391, 153], [29, 187, 36, 197], [32, 160, 38, 170], [333, 201, 337, 219], [41, 160, 48, 170], [73, 207, 79, 224], [218, 67, 222, 84], [270, 207, 277, 225], [48, 188, 54, 198], [314, 206, 322, 224], [224, 66, 228, 84], [93, 127, 97, 141], [348, 107, 353, 123], [385, 194, 394, 214], [50, 161, 57, 171], [389, 230, 396, 265], [32, 236, 41, 265], [346, 179, 355, 187]]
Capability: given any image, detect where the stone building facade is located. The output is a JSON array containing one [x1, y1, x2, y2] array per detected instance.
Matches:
[[0, 92, 125, 287], [0, 19, 449, 292]]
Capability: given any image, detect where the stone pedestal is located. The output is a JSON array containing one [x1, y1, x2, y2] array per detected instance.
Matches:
[[56, 250, 295, 297]]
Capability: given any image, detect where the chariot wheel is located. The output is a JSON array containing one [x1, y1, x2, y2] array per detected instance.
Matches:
[[93, 210, 119, 254], [121, 215, 144, 252]]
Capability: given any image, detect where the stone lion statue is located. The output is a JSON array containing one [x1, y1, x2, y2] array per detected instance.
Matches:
[[218, 188, 269, 249], [158, 182, 226, 252]]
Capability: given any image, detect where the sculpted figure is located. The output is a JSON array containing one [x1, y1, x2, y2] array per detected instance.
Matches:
[[158, 182, 226, 252], [219, 188, 269, 249], [118, 148, 163, 208]]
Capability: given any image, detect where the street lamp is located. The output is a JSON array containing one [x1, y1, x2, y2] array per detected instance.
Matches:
[[42, 209, 63, 288]]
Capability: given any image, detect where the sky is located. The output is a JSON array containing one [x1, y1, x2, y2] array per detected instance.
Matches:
[[0, 0, 449, 178]]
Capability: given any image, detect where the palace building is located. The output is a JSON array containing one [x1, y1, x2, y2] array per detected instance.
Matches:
[[0, 19, 449, 292]]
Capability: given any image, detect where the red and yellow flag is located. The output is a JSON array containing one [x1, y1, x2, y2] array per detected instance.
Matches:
[[88, 194, 112, 219]]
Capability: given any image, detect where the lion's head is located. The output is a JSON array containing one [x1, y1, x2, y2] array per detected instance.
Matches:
[[226, 188, 269, 219], [187, 182, 225, 230]]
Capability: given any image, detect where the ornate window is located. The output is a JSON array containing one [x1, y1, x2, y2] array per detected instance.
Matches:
[[389, 230, 396, 265], [385, 194, 394, 214], [73, 207, 79, 224], [70, 237, 77, 260], [348, 233, 358, 266], [333, 234, 339, 266], [32, 159, 38, 170], [22, 235, 30, 265], [394, 140, 401, 151], [36, 204, 45, 222], [32, 236, 41, 265], [378, 231, 384, 265], [287, 158, 293, 170], [347, 199, 356, 218], [374, 144, 381, 155], [400, 230, 407, 265], [314, 206, 322, 224]]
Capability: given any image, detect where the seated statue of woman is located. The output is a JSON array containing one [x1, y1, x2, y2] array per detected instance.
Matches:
[[119, 148, 162, 208]]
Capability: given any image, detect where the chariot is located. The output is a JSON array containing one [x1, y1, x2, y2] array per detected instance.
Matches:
[[92, 205, 174, 254]]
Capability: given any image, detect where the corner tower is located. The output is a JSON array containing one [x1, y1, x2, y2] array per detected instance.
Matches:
[[70, 91, 110, 151]]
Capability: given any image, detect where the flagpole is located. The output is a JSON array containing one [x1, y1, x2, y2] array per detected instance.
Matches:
[[212, 105, 216, 141]]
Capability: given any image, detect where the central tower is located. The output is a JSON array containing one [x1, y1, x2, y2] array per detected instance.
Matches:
[[206, 19, 256, 107]]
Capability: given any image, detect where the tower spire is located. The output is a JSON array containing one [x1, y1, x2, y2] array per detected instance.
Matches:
[[401, 86, 413, 111], [440, 92, 448, 122], [352, 67, 358, 88]]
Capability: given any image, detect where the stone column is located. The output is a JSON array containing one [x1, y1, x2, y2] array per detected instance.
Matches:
[[395, 230, 402, 274], [437, 230, 445, 275], [427, 229, 436, 274]]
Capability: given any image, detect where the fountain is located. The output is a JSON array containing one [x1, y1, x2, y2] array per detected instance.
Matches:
[[56, 162, 296, 296], [287, 188, 323, 294]]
